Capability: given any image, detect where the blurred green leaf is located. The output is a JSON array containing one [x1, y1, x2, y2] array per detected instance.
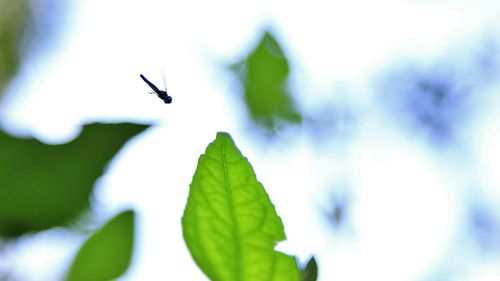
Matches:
[[66, 210, 135, 281], [0, 0, 31, 96], [182, 132, 300, 281], [230, 31, 302, 131], [300, 256, 318, 281], [0, 123, 149, 238]]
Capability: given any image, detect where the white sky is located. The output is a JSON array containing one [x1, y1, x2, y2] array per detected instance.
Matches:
[[1, 0, 500, 280]]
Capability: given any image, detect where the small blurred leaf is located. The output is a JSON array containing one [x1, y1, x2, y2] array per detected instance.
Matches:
[[0, 123, 149, 238], [230, 31, 302, 131], [0, 0, 31, 96], [66, 210, 135, 281], [300, 256, 318, 281], [182, 132, 300, 281]]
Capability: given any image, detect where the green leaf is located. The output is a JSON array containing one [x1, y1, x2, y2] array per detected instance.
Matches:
[[300, 256, 318, 281], [230, 31, 302, 131], [182, 132, 300, 281], [0, 0, 31, 97], [66, 210, 135, 281], [0, 122, 149, 238]]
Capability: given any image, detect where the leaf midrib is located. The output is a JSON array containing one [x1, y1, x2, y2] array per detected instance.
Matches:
[[221, 136, 242, 281]]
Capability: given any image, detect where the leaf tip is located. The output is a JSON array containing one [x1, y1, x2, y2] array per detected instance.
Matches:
[[215, 131, 231, 139]]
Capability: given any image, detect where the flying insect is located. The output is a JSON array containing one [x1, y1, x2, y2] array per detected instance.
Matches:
[[140, 74, 172, 104]]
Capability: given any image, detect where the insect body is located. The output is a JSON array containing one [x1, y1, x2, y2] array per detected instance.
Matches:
[[140, 74, 172, 104]]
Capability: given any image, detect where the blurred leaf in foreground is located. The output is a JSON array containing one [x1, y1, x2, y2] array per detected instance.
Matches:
[[0, 123, 149, 238], [0, 0, 31, 96], [300, 256, 318, 281], [230, 31, 302, 131], [182, 132, 300, 281], [66, 210, 135, 281]]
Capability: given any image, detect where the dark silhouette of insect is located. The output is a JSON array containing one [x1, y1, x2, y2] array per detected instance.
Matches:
[[140, 74, 172, 104]]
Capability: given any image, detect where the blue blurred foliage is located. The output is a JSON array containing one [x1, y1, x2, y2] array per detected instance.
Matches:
[[374, 40, 500, 281], [376, 43, 499, 144], [469, 198, 500, 254]]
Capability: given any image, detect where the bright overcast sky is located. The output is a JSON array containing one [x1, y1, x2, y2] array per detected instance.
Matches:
[[2, 0, 500, 280]]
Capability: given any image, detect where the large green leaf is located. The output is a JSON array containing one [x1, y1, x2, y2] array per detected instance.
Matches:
[[65, 210, 135, 281], [0, 0, 30, 97], [230, 31, 302, 131], [0, 122, 149, 238], [182, 132, 300, 281]]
